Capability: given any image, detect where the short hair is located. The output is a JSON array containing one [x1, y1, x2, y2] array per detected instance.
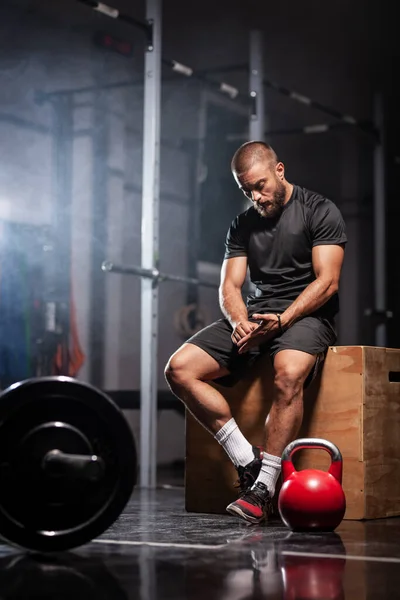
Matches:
[[231, 141, 278, 174]]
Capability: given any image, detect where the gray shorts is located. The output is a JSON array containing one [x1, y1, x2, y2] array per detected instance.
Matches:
[[187, 315, 337, 387]]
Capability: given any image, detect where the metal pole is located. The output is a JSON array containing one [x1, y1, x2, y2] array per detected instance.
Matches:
[[89, 94, 109, 387], [52, 97, 74, 375], [140, 0, 162, 488], [373, 93, 387, 347], [249, 31, 265, 140]]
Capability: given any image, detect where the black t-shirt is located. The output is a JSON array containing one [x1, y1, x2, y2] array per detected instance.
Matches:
[[224, 184, 347, 319]]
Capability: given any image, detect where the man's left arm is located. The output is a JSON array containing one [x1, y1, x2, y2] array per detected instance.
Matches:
[[279, 243, 345, 329], [237, 199, 346, 352], [238, 244, 344, 354], [237, 244, 345, 352]]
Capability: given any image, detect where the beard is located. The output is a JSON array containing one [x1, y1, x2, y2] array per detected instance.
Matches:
[[254, 180, 286, 218]]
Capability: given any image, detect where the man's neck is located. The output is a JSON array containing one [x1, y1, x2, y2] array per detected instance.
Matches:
[[284, 182, 294, 204]]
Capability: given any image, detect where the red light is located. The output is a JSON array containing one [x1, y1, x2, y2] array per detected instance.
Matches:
[[94, 31, 134, 57]]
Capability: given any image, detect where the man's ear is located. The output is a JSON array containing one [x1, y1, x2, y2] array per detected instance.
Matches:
[[275, 162, 285, 180]]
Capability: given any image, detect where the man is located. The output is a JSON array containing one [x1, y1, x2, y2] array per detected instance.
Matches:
[[165, 141, 346, 524]]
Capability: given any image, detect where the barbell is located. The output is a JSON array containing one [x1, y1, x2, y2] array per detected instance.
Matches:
[[101, 261, 252, 298], [101, 261, 220, 289], [0, 376, 137, 553]]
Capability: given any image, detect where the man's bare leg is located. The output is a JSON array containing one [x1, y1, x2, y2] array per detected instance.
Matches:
[[256, 349, 317, 496], [165, 343, 256, 468], [226, 349, 317, 523], [265, 349, 316, 455], [165, 343, 231, 434]]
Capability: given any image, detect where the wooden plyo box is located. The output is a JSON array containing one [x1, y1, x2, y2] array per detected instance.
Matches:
[[185, 346, 400, 520]]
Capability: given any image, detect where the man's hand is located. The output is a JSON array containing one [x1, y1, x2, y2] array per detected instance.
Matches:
[[236, 313, 281, 354], [231, 320, 260, 345]]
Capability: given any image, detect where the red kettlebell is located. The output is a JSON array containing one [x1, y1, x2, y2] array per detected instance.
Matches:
[[278, 438, 346, 531]]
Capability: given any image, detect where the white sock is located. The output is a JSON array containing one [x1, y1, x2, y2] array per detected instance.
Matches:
[[255, 452, 282, 496], [214, 418, 254, 467]]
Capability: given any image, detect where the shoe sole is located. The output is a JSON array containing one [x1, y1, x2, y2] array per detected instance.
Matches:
[[226, 503, 265, 524]]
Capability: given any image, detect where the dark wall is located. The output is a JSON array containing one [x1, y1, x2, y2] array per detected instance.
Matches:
[[386, 90, 400, 348]]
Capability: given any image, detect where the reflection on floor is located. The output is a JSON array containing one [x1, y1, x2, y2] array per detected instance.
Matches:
[[1, 487, 400, 599]]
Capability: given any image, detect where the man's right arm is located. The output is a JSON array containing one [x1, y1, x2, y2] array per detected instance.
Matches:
[[219, 256, 248, 326], [219, 257, 258, 343]]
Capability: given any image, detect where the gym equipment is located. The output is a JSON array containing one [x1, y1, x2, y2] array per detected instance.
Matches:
[[0, 376, 137, 553], [101, 261, 220, 289], [278, 438, 346, 532]]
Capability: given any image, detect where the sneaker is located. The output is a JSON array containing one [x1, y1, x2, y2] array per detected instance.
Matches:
[[234, 446, 263, 493], [226, 481, 273, 524]]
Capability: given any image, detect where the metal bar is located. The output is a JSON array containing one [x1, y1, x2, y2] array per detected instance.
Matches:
[[140, 0, 162, 489], [36, 78, 145, 101], [105, 389, 185, 414], [38, 69, 245, 105], [75, 0, 151, 35], [52, 97, 74, 375], [161, 57, 245, 105], [101, 261, 219, 289], [0, 112, 51, 135], [373, 92, 387, 346], [125, 181, 189, 206], [88, 94, 109, 387], [249, 31, 265, 140], [262, 77, 376, 136]]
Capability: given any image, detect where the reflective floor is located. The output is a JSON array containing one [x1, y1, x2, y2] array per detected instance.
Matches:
[[2, 486, 400, 599]]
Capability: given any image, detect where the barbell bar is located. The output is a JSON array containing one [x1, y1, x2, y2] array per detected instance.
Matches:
[[101, 261, 220, 289]]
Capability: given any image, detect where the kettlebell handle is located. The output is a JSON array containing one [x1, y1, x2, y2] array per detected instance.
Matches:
[[282, 438, 343, 462], [281, 438, 343, 483]]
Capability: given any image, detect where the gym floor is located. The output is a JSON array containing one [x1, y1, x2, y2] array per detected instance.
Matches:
[[1, 482, 400, 599]]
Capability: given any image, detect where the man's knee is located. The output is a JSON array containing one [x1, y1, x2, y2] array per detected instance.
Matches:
[[273, 362, 310, 399], [164, 352, 190, 388], [165, 344, 229, 392]]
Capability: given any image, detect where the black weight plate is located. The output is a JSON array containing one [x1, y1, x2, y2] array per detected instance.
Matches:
[[0, 377, 137, 552]]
